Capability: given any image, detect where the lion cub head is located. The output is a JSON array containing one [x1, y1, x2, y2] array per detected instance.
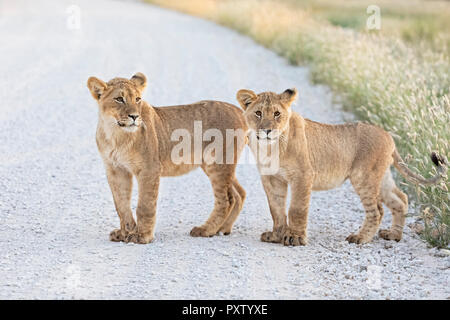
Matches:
[[236, 88, 297, 142], [87, 73, 147, 133]]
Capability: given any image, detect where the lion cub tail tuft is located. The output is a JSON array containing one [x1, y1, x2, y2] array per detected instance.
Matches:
[[392, 149, 447, 186]]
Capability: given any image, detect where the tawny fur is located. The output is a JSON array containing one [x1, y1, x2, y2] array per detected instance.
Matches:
[[87, 73, 247, 244], [237, 88, 447, 246]]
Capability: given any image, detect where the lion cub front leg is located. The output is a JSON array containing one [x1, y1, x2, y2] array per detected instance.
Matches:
[[125, 171, 160, 244], [106, 164, 136, 242], [260, 175, 288, 243], [282, 176, 313, 246]]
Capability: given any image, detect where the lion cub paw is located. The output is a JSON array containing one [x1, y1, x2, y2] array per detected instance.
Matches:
[[190, 226, 214, 237], [282, 229, 307, 246], [124, 232, 154, 244], [218, 226, 232, 236], [378, 229, 402, 242], [109, 229, 126, 242], [260, 231, 282, 243], [346, 233, 370, 244]]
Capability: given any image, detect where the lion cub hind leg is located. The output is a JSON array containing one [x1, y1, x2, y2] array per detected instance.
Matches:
[[378, 169, 408, 241], [190, 164, 236, 237], [347, 172, 385, 244], [346, 193, 382, 244], [219, 178, 246, 235]]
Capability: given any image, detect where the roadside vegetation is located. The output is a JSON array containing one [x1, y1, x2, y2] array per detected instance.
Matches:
[[146, 0, 449, 248]]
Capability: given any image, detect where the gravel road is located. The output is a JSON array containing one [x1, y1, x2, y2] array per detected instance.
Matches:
[[0, 0, 448, 299]]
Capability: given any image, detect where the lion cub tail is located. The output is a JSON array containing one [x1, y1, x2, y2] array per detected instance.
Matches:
[[392, 149, 447, 186]]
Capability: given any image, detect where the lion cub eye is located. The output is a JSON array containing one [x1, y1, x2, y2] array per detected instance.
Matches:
[[274, 111, 281, 118], [114, 97, 125, 103], [255, 111, 262, 118], [136, 97, 141, 103]]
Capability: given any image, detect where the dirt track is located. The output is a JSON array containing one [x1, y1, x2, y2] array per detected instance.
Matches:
[[0, 0, 448, 299]]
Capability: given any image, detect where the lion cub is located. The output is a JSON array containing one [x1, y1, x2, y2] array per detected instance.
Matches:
[[237, 88, 447, 246], [87, 73, 247, 244]]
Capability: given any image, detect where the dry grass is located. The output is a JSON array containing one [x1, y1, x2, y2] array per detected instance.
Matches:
[[147, 0, 449, 248]]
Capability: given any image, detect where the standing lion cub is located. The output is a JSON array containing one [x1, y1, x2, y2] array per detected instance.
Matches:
[[87, 73, 247, 244], [237, 88, 447, 246]]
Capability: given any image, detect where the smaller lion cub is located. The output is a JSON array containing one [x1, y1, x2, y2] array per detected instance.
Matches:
[[87, 73, 248, 244], [237, 88, 447, 246]]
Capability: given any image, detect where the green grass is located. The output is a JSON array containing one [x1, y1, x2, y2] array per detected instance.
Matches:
[[146, 0, 449, 248], [285, 0, 450, 51]]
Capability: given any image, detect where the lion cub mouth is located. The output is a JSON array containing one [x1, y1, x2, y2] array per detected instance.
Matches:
[[117, 120, 140, 132], [255, 131, 279, 141], [256, 135, 273, 140], [117, 122, 138, 127]]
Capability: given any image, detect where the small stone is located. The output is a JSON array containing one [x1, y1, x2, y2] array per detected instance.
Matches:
[[438, 249, 450, 256], [408, 222, 424, 235]]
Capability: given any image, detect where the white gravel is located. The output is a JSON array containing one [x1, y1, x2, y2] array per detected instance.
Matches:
[[0, 0, 448, 300]]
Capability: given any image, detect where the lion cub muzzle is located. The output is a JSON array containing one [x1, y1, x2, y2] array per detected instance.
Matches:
[[117, 114, 141, 130], [255, 128, 283, 141], [114, 113, 142, 134]]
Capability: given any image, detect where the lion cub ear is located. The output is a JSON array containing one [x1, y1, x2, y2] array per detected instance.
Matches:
[[87, 77, 107, 101], [280, 88, 298, 107], [130, 72, 147, 92], [236, 89, 257, 110]]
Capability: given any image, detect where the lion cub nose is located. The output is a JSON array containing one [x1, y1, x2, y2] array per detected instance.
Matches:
[[128, 114, 139, 121], [263, 129, 272, 135]]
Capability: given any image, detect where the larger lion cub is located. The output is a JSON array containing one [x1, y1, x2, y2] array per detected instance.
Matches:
[[237, 88, 447, 246], [87, 73, 247, 244]]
